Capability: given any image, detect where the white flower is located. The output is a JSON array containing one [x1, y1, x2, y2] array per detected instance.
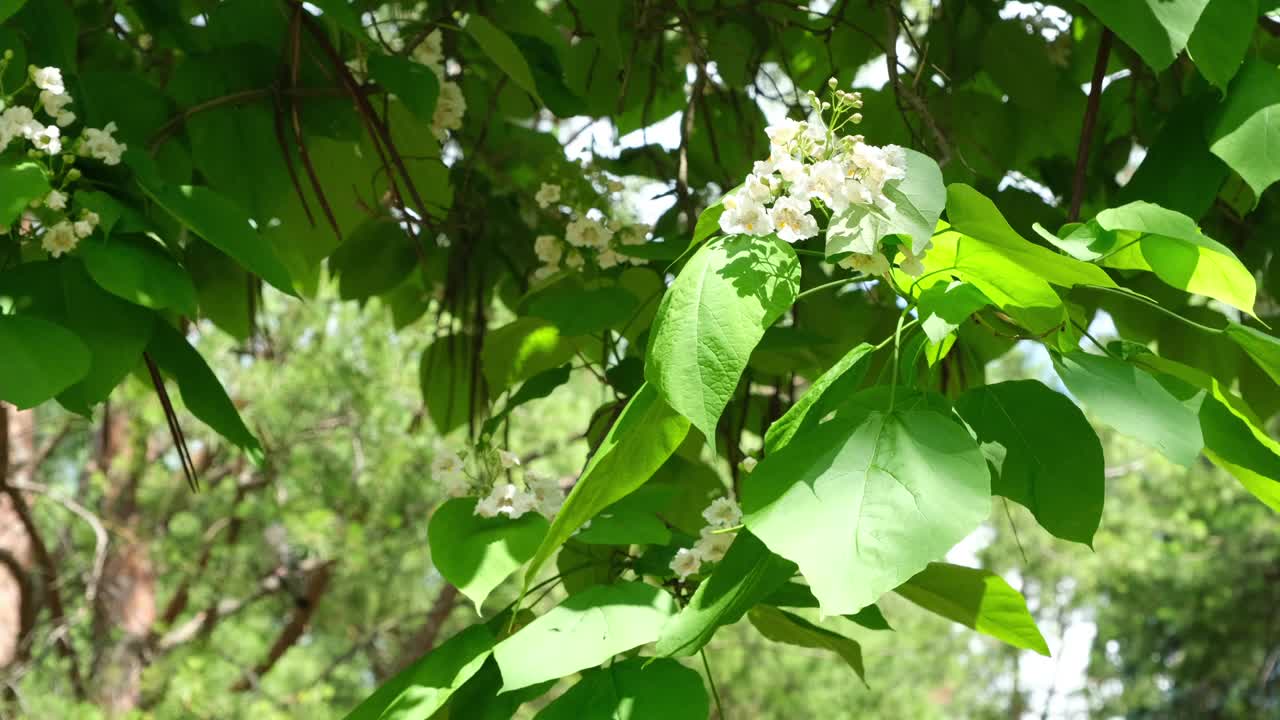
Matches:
[[38, 90, 71, 119], [55, 111, 75, 127], [432, 450, 465, 479], [31, 124, 61, 155], [898, 248, 926, 277], [607, 179, 624, 192], [527, 473, 564, 518], [565, 250, 584, 269], [742, 173, 775, 204], [719, 196, 774, 237], [768, 195, 818, 243], [497, 449, 521, 468], [845, 142, 906, 207], [838, 251, 891, 276], [606, 217, 624, 233], [535, 182, 561, 209], [670, 548, 702, 580], [805, 160, 848, 212], [44, 190, 67, 211], [79, 122, 127, 165], [534, 234, 562, 264], [618, 224, 649, 246], [764, 118, 805, 149], [693, 527, 734, 563], [30, 66, 65, 96], [702, 497, 742, 529], [412, 29, 444, 74], [138, 33, 154, 51], [431, 81, 466, 141], [41, 221, 78, 257], [774, 156, 808, 185], [73, 220, 94, 238], [597, 248, 622, 269], [533, 264, 557, 281], [565, 216, 613, 249], [740, 456, 757, 473], [475, 483, 537, 520]]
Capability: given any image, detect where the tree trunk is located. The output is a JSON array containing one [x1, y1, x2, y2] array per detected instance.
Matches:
[[0, 405, 35, 670]]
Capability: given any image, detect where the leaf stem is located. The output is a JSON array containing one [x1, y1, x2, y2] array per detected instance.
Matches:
[[888, 307, 909, 413], [700, 648, 725, 719], [795, 274, 870, 302], [1076, 284, 1225, 335], [792, 247, 826, 258]]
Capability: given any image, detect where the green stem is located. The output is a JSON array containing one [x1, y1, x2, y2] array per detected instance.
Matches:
[[795, 274, 870, 302], [792, 247, 826, 257], [888, 307, 909, 413], [1078, 284, 1225, 335], [700, 649, 725, 719]]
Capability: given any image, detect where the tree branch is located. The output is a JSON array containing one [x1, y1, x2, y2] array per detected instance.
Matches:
[[1069, 29, 1114, 223], [386, 584, 460, 677], [230, 560, 335, 691]]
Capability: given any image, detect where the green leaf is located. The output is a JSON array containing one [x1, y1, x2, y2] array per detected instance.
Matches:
[[921, 186, 1115, 332], [1225, 323, 1280, 385], [826, 148, 945, 257], [523, 384, 689, 585], [524, 279, 636, 337], [0, 1, 28, 24], [1054, 351, 1204, 467], [1201, 398, 1280, 511], [1093, 201, 1256, 314], [743, 407, 991, 616], [329, 217, 417, 301], [428, 498, 548, 613], [419, 334, 486, 435], [955, 380, 1105, 546], [895, 562, 1050, 656], [692, 203, 725, 246], [572, 509, 671, 546], [482, 318, 577, 393], [917, 282, 991, 344], [747, 606, 866, 683], [187, 240, 251, 341], [1117, 93, 1229, 220], [146, 321, 263, 460], [1209, 60, 1280, 199], [133, 159, 296, 296], [1187, 0, 1256, 89], [480, 365, 572, 438], [464, 15, 542, 104], [533, 657, 708, 720], [764, 583, 893, 631], [79, 235, 198, 315], [0, 314, 90, 410], [1139, 353, 1280, 511], [368, 53, 439, 124], [493, 581, 676, 691], [1077, 0, 1209, 71], [344, 624, 494, 720], [0, 161, 49, 227], [307, 0, 366, 36], [443, 657, 553, 720], [655, 531, 797, 658], [645, 235, 800, 445], [73, 190, 129, 238], [0, 260, 155, 414], [763, 342, 873, 453]]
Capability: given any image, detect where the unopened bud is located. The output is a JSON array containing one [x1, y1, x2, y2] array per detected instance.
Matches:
[[827, 77, 837, 89], [2, 49, 13, 60], [66, 168, 81, 181]]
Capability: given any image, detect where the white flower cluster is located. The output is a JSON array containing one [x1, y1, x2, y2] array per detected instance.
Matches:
[[430, 445, 564, 520], [669, 496, 742, 580], [1, 64, 126, 163], [0, 62, 124, 257], [410, 30, 467, 142], [719, 80, 928, 277], [530, 181, 650, 280]]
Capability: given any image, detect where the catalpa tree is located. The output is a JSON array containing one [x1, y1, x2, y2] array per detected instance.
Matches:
[[0, 0, 1277, 717]]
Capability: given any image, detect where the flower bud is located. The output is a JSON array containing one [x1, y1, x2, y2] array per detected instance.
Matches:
[[827, 77, 838, 89], [2, 49, 12, 60], [66, 168, 81, 181]]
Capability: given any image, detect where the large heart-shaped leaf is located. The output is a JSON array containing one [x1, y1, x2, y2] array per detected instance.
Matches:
[[743, 406, 991, 615], [646, 235, 800, 444], [428, 498, 548, 613], [0, 314, 90, 410], [344, 624, 494, 720]]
